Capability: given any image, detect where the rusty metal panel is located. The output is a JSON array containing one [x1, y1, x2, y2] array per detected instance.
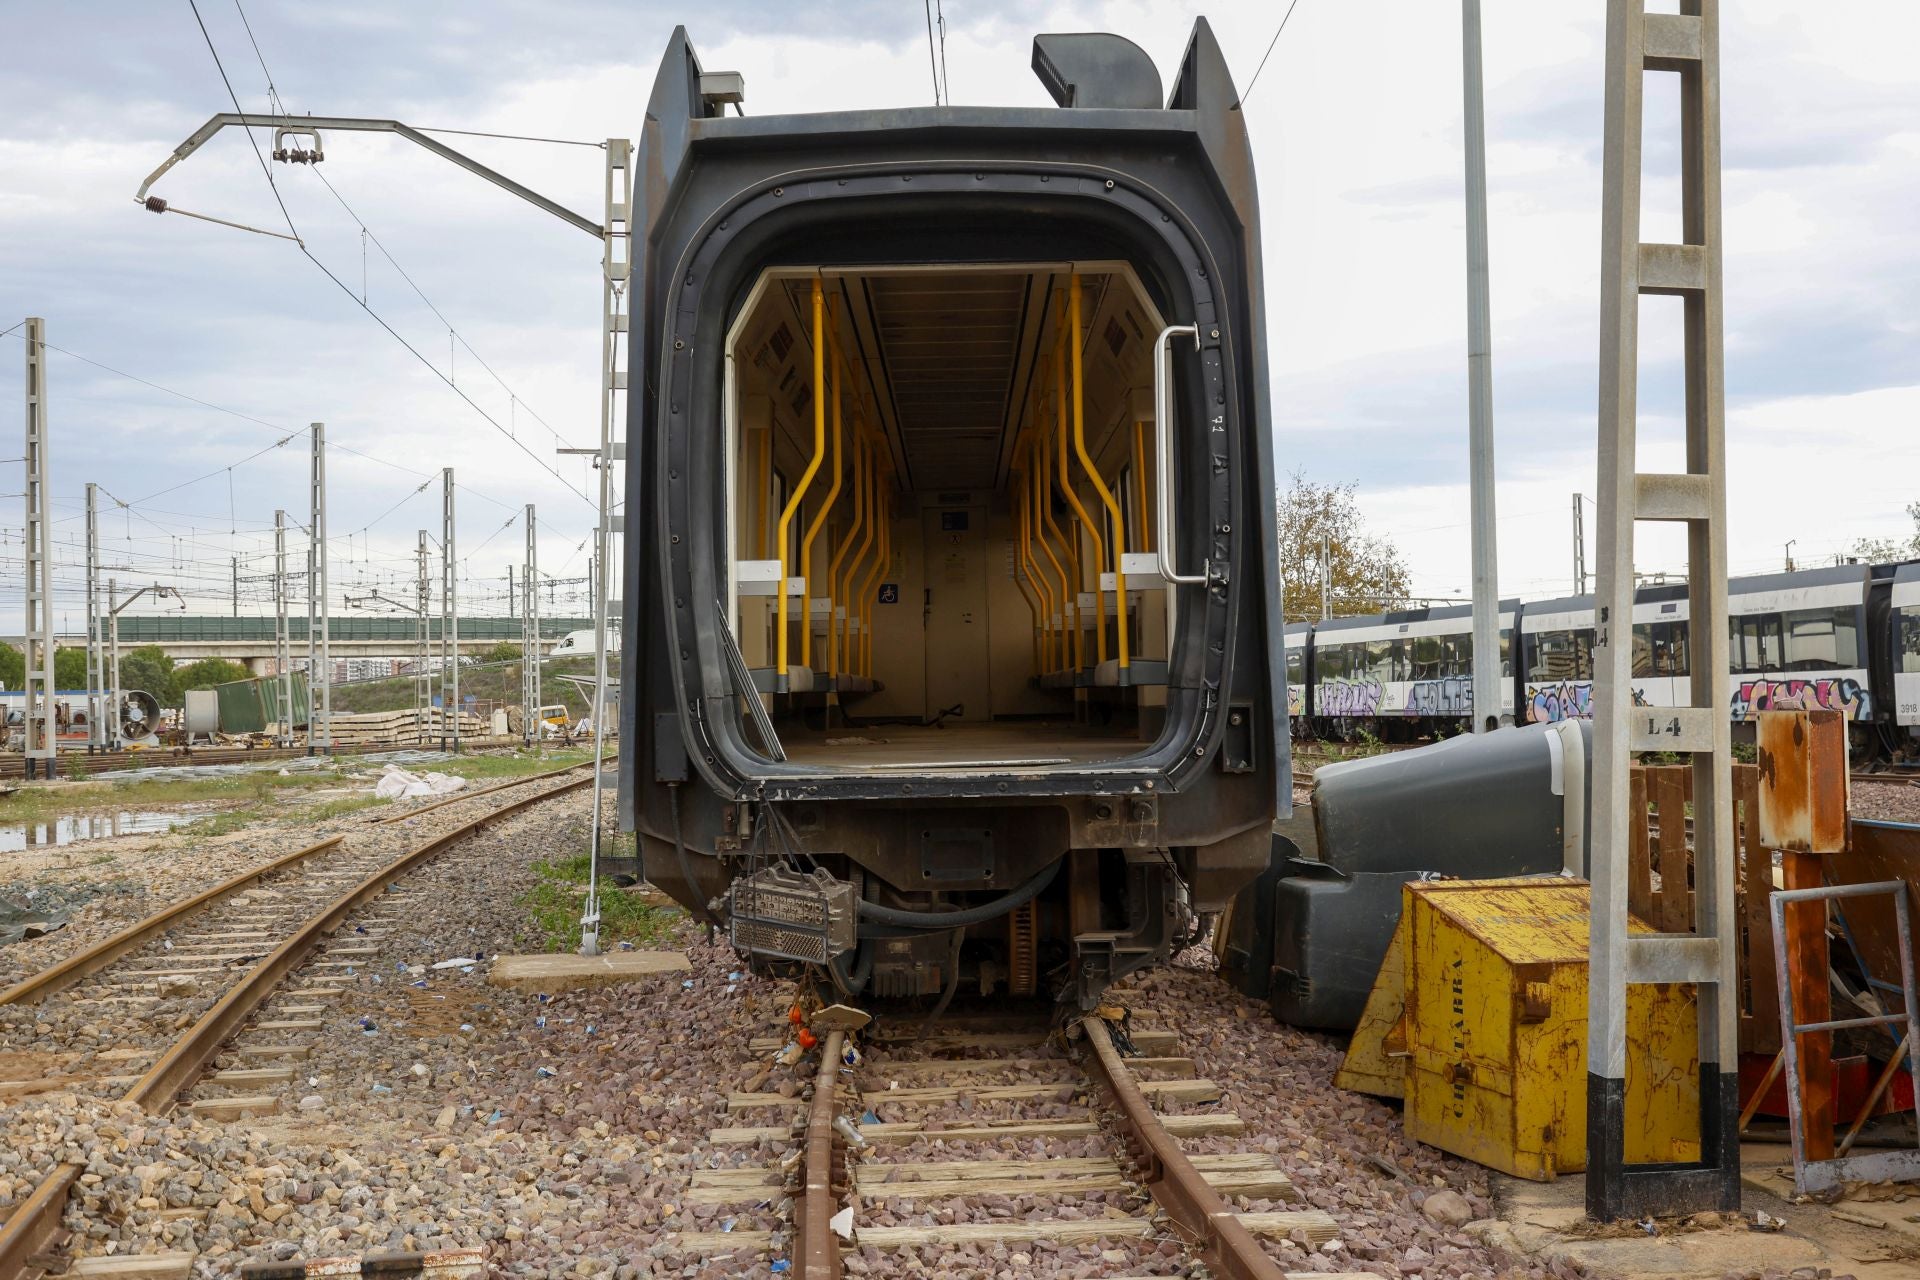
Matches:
[[1757, 709, 1849, 853]]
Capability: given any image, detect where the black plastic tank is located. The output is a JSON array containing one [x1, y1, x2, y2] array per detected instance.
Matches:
[[1258, 721, 1593, 1030]]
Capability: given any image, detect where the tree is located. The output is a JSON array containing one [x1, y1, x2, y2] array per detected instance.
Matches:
[[0, 643, 22, 691], [1275, 471, 1412, 622], [118, 645, 180, 708], [480, 641, 522, 664], [54, 647, 89, 690], [175, 658, 254, 691], [1851, 502, 1920, 564]]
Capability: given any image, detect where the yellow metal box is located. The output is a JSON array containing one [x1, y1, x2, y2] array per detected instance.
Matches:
[[1402, 878, 1701, 1180]]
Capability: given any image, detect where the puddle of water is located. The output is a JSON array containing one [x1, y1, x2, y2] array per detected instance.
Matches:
[[0, 810, 198, 853]]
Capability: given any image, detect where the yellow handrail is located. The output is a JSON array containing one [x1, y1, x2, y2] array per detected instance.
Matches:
[[1014, 445, 1051, 672], [1031, 414, 1075, 674], [1071, 275, 1129, 672], [826, 425, 867, 679], [1131, 420, 1151, 554], [798, 321, 845, 673], [775, 279, 829, 682], [1053, 288, 1107, 667]]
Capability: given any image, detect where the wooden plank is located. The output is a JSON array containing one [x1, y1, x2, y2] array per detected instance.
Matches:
[[1628, 766, 1653, 924], [871, 1055, 1195, 1079], [67, 1252, 197, 1278], [251, 1020, 324, 1033], [855, 1157, 1293, 1203], [677, 1208, 1335, 1252], [283, 987, 345, 998], [1781, 848, 1833, 1160], [189, 1094, 279, 1120], [488, 951, 690, 994], [0, 1074, 137, 1100], [1335, 910, 1409, 1100], [726, 1078, 1218, 1113], [236, 1044, 311, 1061], [744, 1028, 1176, 1056], [275, 1004, 327, 1016], [709, 1110, 1240, 1146], [1651, 766, 1692, 933], [0, 1048, 146, 1079], [208, 1067, 294, 1086]]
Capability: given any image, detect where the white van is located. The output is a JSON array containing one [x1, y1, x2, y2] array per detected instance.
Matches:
[[548, 630, 621, 657]]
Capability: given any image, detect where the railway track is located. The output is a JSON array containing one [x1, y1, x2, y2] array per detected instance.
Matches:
[[674, 1007, 1379, 1279], [0, 765, 596, 1277], [0, 739, 574, 782]]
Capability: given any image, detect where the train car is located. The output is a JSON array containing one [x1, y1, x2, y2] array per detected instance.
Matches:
[[1890, 563, 1920, 746], [1307, 602, 1515, 739], [1518, 584, 1690, 723], [622, 23, 1291, 1007]]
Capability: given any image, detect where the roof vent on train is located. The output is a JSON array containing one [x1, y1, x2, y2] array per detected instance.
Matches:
[[1031, 33, 1163, 109]]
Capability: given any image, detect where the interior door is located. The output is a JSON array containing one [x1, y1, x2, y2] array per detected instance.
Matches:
[[922, 505, 991, 720]]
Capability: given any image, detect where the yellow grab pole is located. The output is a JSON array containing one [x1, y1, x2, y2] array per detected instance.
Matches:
[[798, 327, 845, 673], [1054, 288, 1107, 666], [1032, 420, 1074, 674], [1070, 275, 1129, 671], [774, 279, 829, 682], [1131, 420, 1152, 553], [1014, 449, 1049, 673], [826, 427, 867, 679]]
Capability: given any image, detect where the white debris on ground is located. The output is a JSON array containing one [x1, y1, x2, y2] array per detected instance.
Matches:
[[372, 766, 469, 800]]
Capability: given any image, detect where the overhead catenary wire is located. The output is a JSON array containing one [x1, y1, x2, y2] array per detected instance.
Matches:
[[182, 2, 599, 513], [1238, 0, 1303, 107]]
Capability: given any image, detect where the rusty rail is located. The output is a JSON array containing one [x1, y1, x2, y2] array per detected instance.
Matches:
[[0, 773, 593, 1276], [1077, 1016, 1287, 1280], [0, 835, 344, 1007], [367, 757, 603, 824], [794, 1028, 846, 1280]]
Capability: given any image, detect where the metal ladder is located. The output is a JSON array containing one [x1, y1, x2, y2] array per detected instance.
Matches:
[[1587, 0, 1740, 1220]]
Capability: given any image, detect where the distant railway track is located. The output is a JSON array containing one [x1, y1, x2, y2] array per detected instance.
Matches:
[[0, 768, 595, 1277], [674, 1008, 1378, 1279]]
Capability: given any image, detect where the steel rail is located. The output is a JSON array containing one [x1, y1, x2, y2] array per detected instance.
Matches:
[[795, 1028, 847, 1280], [1077, 1016, 1287, 1280], [367, 757, 603, 824], [0, 834, 344, 1007], [0, 773, 593, 1276]]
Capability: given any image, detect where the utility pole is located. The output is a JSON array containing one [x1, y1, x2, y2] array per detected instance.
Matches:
[[310, 423, 331, 754], [106, 581, 179, 749], [442, 467, 458, 753], [22, 318, 55, 776], [523, 503, 540, 746], [1463, 0, 1502, 734], [231, 555, 239, 617], [1573, 493, 1589, 595], [274, 510, 292, 747], [416, 530, 431, 745], [85, 482, 102, 753], [1319, 533, 1330, 621], [1783, 540, 1796, 573], [1588, 0, 1737, 1221]]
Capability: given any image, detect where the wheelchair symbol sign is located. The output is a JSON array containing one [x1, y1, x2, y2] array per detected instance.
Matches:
[[877, 583, 899, 604]]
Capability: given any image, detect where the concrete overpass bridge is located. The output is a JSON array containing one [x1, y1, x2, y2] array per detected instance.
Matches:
[[5, 615, 594, 675]]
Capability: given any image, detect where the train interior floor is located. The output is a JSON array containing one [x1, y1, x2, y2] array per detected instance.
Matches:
[[725, 262, 1177, 770]]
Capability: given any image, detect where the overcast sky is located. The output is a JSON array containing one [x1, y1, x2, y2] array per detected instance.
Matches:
[[1, 1, 1914, 635]]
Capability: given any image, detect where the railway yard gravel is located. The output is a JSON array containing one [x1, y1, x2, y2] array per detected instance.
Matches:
[[5, 765, 1912, 1277]]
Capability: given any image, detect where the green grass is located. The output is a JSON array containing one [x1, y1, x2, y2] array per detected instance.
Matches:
[[517, 842, 681, 954], [3, 769, 351, 823], [305, 795, 390, 822], [330, 657, 601, 717], [434, 748, 593, 782]]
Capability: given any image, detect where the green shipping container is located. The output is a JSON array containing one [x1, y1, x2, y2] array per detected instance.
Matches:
[[212, 673, 310, 734]]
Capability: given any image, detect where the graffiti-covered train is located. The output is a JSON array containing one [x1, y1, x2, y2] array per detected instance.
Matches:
[[1288, 561, 1920, 761], [621, 23, 1294, 1007]]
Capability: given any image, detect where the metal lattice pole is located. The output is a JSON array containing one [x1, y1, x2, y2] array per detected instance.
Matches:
[[311, 423, 332, 754], [442, 468, 458, 753], [1462, 0, 1503, 734], [22, 318, 55, 775], [106, 578, 120, 751], [1573, 493, 1589, 595], [417, 530, 431, 745], [85, 482, 101, 753], [275, 510, 292, 747], [1587, 0, 1737, 1221]]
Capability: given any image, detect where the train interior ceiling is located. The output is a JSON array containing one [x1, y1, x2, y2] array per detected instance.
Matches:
[[726, 263, 1172, 770]]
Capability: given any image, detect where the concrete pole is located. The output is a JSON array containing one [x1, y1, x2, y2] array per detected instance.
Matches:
[[22, 318, 56, 775], [416, 530, 431, 745], [1573, 493, 1588, 595], [275, 510, 292, 747], [442, 467, 458, 753], [311, 423, 331, 753], [1463, 0, 1502, 733], [524, 503, 539, 745], [107, 578, 120, 751], [85, 482, 101, 753]]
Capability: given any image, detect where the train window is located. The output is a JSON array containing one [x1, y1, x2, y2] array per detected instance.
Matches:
[[1901, 613, 1920, 674], [1649, 620, 1690, 676], [1730, 615, 1782, 673], [1630, 623, 1655, 677], [1529, 629, 1592, 681], [1286, 647, 1306, 687], [1365, 639, 1395, 684], [1318, 644, 1346, 680], [1500, 629, 1512, 679], [1781, 606, 1859, 670], [1410, 634, 1443, 680]]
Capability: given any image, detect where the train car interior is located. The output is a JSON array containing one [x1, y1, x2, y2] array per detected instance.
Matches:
[[722, 263, 1177, 771]]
